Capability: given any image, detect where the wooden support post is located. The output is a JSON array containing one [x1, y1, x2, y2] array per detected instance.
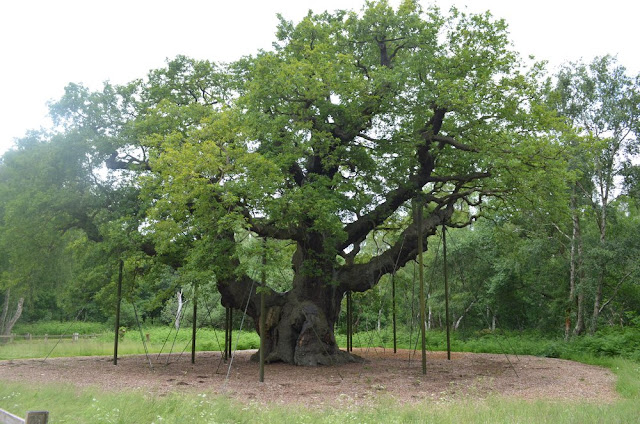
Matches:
[[229, 308, 233, 359], [346, 293, 350, 351], [259, 239, 267, 382], [346, 291, 352, 352], [346, 292, 349, 351], [443, 224, 451, 360], [259, 289, 266, 382], [226, 308, 233, 360], [414, 198, 427, 375], [392, 272, 397, 354], [224, 307, 229, 361], [113, 259, 123, 366], [191, 284, 198, 364], [350, 292, 353, 351]]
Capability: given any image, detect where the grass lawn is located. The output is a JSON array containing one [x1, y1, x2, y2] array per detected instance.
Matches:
[[0, 379, 638, 424], [1, 327, 639, 423]]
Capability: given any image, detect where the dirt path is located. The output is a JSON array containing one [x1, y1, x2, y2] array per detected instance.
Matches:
[[0, 348, 618, 408]]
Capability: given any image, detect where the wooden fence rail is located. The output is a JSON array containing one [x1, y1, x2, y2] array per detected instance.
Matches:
[[0, 408, 48, 424]]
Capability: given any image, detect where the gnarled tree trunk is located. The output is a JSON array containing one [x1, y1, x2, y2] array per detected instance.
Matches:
[[255, 284, 353, 366], [218, 236, 357, 366], [217, 206, 454, 366]]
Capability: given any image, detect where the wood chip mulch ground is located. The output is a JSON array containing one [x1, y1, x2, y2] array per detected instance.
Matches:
[[0, 348, 619, 408]]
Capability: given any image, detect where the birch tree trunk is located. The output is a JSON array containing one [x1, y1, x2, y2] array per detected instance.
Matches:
[[570, 189, 586, 336], [591, 201, 608, 334], [175, 290, 184, 330], [0, 290, 9, 334], [573, 224, 586, 336], [1, 289, 24, 337]]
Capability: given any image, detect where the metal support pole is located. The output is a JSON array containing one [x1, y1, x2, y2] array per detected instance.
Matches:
[[113, 259, 123, 366]]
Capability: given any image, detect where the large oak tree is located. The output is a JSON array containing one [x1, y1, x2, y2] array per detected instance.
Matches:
[[45, 1, 561, 365]]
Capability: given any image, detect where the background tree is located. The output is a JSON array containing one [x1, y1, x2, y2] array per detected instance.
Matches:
[[0, 132, 104, 322], [553, 56, 640, 334]]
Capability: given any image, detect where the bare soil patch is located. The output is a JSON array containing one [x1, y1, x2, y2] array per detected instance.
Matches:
[[0, 348, 618, 408]]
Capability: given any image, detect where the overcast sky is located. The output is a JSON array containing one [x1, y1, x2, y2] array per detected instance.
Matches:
[[1, 0, 638, 155]]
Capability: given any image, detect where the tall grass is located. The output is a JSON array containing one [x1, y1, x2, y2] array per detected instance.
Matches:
[[578, 356, 640, 400]]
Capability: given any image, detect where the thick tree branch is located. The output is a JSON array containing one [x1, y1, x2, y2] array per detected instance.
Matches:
[[432, 135, 478, 152], [248, 217, 301, 241], [106, 152, 151, 171], [140, 241, 185, 269], [217, 274, 286, 320], [427, 171, 491, 184], [339, 108, 449, 251], [338, 203, 455, 293], [288, 162, 305, 186], [215, 231, 287, 318], [339, 168, 432, 251], [424, 107, 447, 137]]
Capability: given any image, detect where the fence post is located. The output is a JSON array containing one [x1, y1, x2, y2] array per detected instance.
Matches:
[[72, 333, 79, 342], [25, 411, 49, 424], [44, 334, 48, 342]]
